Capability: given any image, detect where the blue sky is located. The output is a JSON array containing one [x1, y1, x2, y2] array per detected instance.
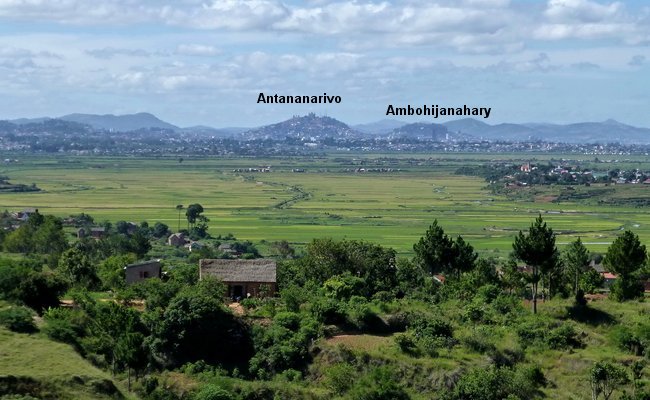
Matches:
[[0, 0, 649, 128]]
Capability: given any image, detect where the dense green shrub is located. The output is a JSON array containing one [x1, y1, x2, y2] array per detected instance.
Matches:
[[345, 297, 387, 333], [0, 306, 36, 333], [385, 311, 414, 333], [475, 284, 500, 304], [610, 278, 644, 302], [444, 364, 545, 400], [394, 332, 418, 355], [347, 366, 410, 400], [193, 385, 234, 400], [611, 324, 650, 356], [491, 293, 523, 317], [310, 296, 346, 325], [42, 307, 87, 346], [545, 324, 578, 350], [516, 318, 580, 350], [462, 327, 497, 354], [249, 313, 320, 379], [411, 317, 453, 341], [324, 363, 356, 395], [463, 302, 486, 323], [5, 268, 68, 314]]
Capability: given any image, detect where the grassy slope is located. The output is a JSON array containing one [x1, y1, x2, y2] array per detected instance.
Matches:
[[306, 298, 650, 400], [0, 327, 137, 400]]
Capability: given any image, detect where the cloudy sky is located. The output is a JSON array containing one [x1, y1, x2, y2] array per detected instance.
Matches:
[[0, 0, 649, 128]]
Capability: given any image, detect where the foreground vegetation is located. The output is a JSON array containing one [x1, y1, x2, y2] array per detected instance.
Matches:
[[1, 153, 650, 399], [0, 196, 648, 399]]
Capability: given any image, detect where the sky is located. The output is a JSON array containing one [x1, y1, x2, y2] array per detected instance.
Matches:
[[0, 0, 649, 128]]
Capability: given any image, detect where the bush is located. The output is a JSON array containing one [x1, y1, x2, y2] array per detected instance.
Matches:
[[273, 312, 301, 331], [0, 306, 36, 333], [372, 291, 394, 303], [0, 306, 38, 333], [42, 318, 79, 345], [463, 302, 486, 323], [463, 328, 497, 354], [347, 366, 410, 400], [385, 311, 414, 333], [475, 284, 500, 304], [239, 298, 259, 310], [610, 278, 644, 302], [346, 300, 387, 333], [419, 336, 440, 357], [516, 318, 580, 350], [394, 332, 418, 354], [193, 385, 234, 400], [611, 324, 650, 356], [546, 324, 578, 350], [412, 317, 453, 341], [446, 364, 545, 400], [324, 363, 356, 394], [491, 293, 522, 316], [42, 307, 87, 346], [310, 296, 346, 325]]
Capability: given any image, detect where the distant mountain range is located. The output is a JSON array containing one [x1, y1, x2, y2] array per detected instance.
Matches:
[[11, 112, 178, 132], [5, 112, 650, 144], [353, 119, 407, 135], [59, 113, 178, 131], [441, 118, 650, 144]]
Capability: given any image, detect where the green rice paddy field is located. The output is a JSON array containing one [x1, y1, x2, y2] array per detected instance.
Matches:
[[2, 153, 650, 256]]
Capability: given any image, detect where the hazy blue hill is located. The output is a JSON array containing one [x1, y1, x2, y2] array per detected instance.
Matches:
[[60, 112, 178, 131], [443, 118, 491, 134], [181, 125, 250, 137], [10, 117, 51, 125], [353, 119, 407, 135], [390, 122, 448, 140], [443, 118, 650, 144], [242, 113, 359, 139]]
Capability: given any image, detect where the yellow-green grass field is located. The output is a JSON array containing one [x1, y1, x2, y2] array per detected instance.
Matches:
[[1, 154, 650, 255], [0, 326, 135, 399]]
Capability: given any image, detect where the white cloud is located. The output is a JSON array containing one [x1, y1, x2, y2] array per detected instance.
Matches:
[[86, 47, 152, 59], [536, 0, 650, 44], [544, 0, 622, 23], [175, 44, 220, 57]]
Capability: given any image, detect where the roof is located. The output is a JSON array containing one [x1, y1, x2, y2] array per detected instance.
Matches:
[[200, 258, 276, 283], [125, 259, 161, 269], [601, 272, 618, 280]]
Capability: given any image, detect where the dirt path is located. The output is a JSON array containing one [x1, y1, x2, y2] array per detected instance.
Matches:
[[228, 302, 245, 316]]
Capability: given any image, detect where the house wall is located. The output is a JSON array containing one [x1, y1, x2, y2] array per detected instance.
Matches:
[[226, 281, 276, 299], [125, 262, 161, 284]]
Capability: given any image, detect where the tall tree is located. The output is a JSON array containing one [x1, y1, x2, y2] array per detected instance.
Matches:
[[413, 219, 453, 275], [512, 215, 559, 314], [603, 230, 646, 301], [563, 237, 590, 295], [185, 203, 204, 231], [449, 236, 478, 279], [500, 257, 526, 295], [57, 247, 99, 289], [590, 361, 628, 400]]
